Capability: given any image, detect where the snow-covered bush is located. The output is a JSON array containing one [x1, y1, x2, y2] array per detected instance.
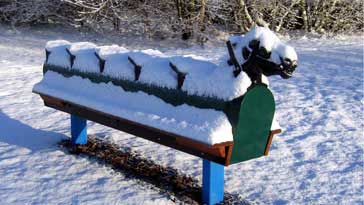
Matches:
[[0, 0, 73, 26], [0, 0, 362, 39]]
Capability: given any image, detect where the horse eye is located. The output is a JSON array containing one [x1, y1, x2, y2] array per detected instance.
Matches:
[[284, 58, 292, 65]]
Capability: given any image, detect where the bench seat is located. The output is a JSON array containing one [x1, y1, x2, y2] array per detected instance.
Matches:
[[34, 71, 235, 145], [33, 71, 281, 165]]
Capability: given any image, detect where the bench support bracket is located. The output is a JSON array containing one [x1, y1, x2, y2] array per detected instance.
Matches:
[[202, 159, 224, 204], [71, 114, 87, 145]]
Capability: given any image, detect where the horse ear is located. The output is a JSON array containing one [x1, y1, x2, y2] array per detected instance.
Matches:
[[248, 40, 260, 50], [226, 40, 243, 77]]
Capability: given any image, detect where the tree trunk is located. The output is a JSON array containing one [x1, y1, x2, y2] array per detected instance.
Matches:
[[275, 0, 298, 32], [237, 0, 253, 32], [300, 0, 308, 31], [316, 0, 337, 32], [175, 0, 182, 19], [198, 0, 207, 31]]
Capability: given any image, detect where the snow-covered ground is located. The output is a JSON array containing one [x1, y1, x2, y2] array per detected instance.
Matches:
[[0, 25, 363, 204]]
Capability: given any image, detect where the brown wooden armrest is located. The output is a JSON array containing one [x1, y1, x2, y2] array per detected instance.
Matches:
[[264, 129, 282, 156]]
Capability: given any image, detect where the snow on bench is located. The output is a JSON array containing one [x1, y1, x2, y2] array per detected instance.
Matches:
[[43, 41, 254, 101], [33, 26, 298, 205], [34, 71, 233, 145], [34, 26, 297, 162]]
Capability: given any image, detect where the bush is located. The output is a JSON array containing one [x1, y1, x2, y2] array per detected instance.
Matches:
[[0, 0, 362, 40]]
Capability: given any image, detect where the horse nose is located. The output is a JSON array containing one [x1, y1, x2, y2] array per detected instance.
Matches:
[[283, 58, 297, 71], [290, 60, 298, 71]]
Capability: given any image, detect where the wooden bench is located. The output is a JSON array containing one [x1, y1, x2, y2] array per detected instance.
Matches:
[[34, 82, 281, 205], [36, 87, 281, 166], [33, 27, 299, 204]]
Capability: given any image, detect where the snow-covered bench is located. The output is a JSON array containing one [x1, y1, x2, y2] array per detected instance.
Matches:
[[33, 27, 297, 205]]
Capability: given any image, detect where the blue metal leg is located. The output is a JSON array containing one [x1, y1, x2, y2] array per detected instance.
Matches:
[[202, 159, 225, 205], [71, 114, 87, 145]]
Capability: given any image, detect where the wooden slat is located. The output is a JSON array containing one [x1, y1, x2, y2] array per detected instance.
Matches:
[[37, 92, 234, 166], [41, 95, 65, 107], [223, 145, 233, 166], [264, 129, 282, 156]]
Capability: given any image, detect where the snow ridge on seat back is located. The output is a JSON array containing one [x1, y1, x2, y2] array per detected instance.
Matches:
[[43, 43, 253, 101], [45, 40, 71, 69], [70, 42, 99, 73], [128, 50, 176, 89], [98, 45, 132, 80], [169, 55, 252, 100]]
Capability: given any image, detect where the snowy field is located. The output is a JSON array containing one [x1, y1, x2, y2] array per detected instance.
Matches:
[[0, 25, 363, 204]]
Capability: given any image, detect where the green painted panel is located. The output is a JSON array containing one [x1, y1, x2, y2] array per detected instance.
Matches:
[[230, 85, 275, 164], [43, 65, 248, 134], [44, 65, 228, 111]]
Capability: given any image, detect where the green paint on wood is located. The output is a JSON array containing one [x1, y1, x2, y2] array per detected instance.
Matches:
[[230, 85, 275, 164], [43, 65, 252, 132], [44, 65, 228, 111]]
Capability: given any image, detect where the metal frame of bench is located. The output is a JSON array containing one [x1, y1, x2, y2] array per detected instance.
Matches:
[[35, 92, 281, 205]]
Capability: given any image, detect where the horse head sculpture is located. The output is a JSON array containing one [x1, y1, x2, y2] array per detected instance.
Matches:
[[227, 27, 298, 84]]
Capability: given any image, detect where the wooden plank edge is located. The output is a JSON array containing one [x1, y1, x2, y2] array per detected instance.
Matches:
[[264, 129, 282, 156], [224, 144, 234, 166], [36, 92, 234, 166]]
